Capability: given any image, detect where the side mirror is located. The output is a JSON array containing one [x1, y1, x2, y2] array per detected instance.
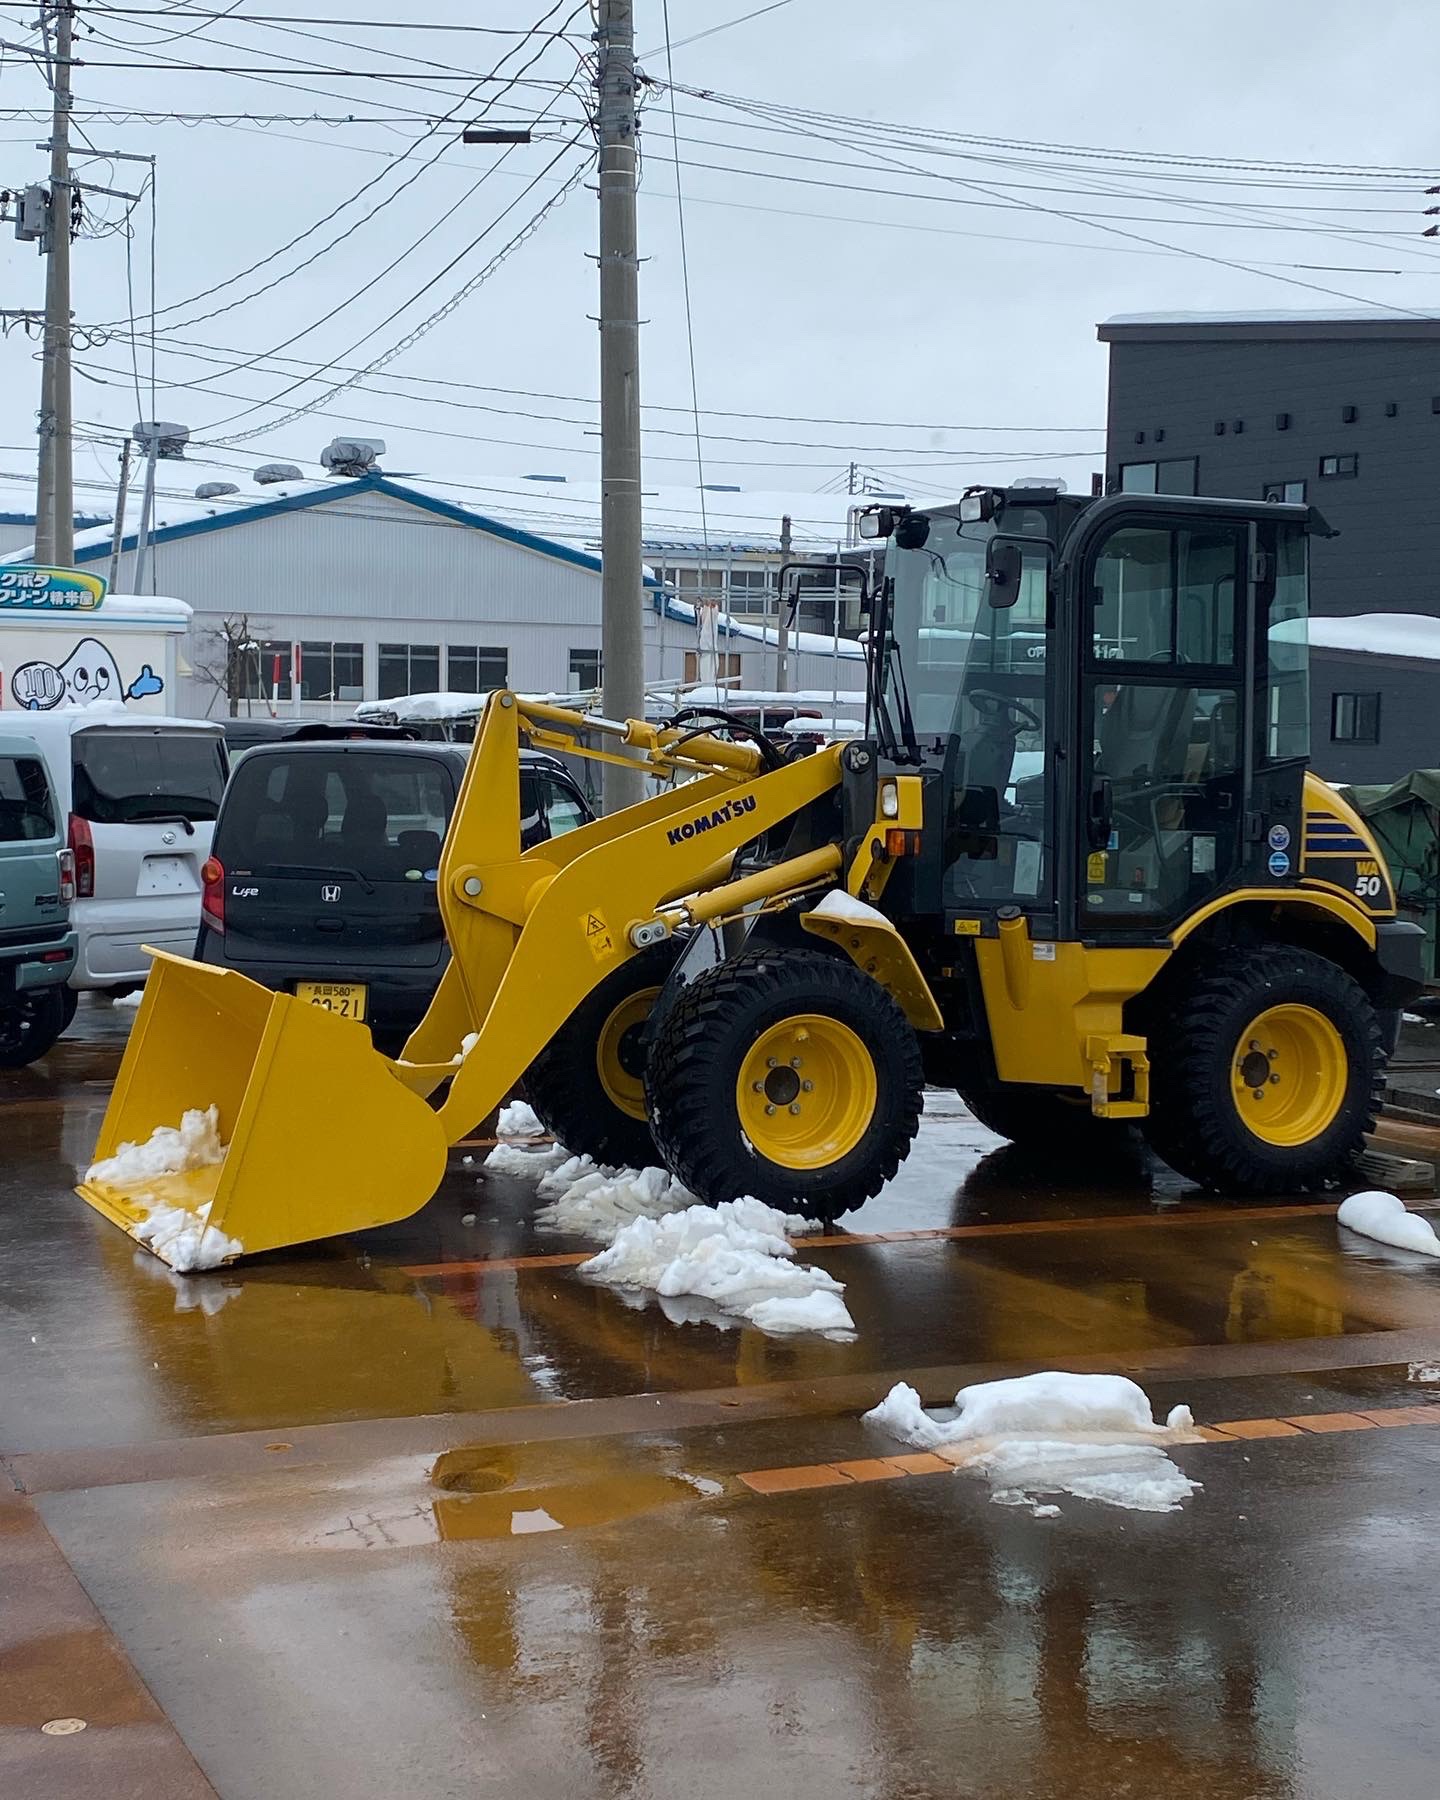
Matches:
[[985, 539, 1023, 608]]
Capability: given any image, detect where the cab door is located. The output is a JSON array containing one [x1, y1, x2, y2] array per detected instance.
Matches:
[[1076, 514, 1249, 935]]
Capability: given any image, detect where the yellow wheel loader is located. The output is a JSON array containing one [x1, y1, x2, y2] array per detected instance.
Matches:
[[79, 486, 1424, 1268]]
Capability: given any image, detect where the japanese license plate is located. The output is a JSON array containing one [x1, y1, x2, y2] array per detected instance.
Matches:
[[296, 980, 367, 1020]]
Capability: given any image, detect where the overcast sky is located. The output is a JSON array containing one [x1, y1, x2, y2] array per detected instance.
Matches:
[[1, 0, 1435, 541]]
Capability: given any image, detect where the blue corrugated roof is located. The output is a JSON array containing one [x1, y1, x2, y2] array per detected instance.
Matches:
[[63, 473, 658, 584]]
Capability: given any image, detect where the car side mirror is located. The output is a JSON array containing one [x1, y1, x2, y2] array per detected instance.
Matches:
[[985, 539, 1023, 608]]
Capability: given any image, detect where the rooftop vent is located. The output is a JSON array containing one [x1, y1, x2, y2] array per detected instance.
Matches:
[[254, 462, 304, 486], [321, 436, 385, 477], [194, 481, 240, 500]]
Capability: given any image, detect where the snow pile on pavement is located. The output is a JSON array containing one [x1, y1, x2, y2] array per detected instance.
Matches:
[[1337, 1190, 1440, 1257], [581, 1197, 854, 1336], [131, 1200, 242, 1273], [113, 988, 145, 1009], [484, 1141, 570, 1179], [537, 1160, 699, 1244], [864, 1371, 1201, 1515], [497, 1099, 547, 1138], [86, 1104, 226, 1186]]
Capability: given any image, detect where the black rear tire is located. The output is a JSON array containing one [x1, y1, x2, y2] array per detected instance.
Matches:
[[523, 942, 678, 1168], [1143, 944, 1383, 1194], [645, 946, 923, 1223], [0, 987, 67, 1068]]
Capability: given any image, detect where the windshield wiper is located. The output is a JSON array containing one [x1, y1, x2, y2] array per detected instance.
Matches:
[[130, 810, 196, 834], [262, 862, 377, 896]]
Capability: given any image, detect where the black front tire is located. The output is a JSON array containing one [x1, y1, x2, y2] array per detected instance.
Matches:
[[523, 943, 678, 1167], [1144, 944, 1383, 1194], [0, 987, 67, 1068], [645, 947, 923, 1223]]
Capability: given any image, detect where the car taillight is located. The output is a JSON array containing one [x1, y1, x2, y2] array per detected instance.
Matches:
[[68, 814, 94, 898], [201, 855, 225, 932], [56, 847, 76, 905]]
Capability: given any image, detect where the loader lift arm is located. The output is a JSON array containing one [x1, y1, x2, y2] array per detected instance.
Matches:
[[78, 691, 892, 1267]]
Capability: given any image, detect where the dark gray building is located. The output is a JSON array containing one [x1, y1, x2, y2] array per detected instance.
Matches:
[[1097, 312, 1440, 782]]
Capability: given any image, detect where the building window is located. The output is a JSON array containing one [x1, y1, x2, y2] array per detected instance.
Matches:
[[1331, 692, 1380, 743], [1263, 480, 1307, 504], [567, 648, 601, 692], [238, 638, 294, 701], [726, 567, 774, 614], [1319, 453, 1359, 479], [1118, 457, 1197, 496], [298, 641, 363, 702], [446, 645, 507, 693], [683, 651, 743, 684], [378, 642, 440, 699]]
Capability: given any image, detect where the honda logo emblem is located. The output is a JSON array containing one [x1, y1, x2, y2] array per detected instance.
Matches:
[[321, 884, 341, 903]]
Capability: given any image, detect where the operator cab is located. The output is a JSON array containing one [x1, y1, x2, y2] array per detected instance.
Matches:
[[862, 484, 1316, 937]]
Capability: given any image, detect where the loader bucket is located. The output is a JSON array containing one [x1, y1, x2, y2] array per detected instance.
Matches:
[[77, 951, 449, 1270]]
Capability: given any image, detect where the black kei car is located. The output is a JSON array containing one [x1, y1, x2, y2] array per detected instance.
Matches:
[[196, 740, 592, 1051]]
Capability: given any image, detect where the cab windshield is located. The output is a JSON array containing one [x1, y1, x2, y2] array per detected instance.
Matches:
[[882, 503, 1054, 906]]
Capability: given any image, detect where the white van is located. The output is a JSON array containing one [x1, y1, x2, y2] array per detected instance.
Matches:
[[12, 711, 228, 996]]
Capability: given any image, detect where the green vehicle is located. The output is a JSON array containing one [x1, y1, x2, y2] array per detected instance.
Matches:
[[0, 732, 77, 1066]]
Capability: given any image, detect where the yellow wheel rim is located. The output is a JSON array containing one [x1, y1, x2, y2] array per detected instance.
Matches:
[[736, 1013, 877, 1170], [1232, 1004, 1348, 1147], [596, 987, 660, 1120]]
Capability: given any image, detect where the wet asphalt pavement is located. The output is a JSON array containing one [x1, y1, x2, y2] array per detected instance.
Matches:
[[5, 999, 1440, 1799]]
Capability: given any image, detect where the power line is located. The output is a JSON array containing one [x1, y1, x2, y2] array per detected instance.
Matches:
[[91, 0, 586, 331], [202, 146, 593, 442], [659, 0, 709, 577], [675, 85, 1440, 320]]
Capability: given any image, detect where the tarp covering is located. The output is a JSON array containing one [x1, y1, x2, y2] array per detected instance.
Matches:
[[1340, 771, 1440, 983]]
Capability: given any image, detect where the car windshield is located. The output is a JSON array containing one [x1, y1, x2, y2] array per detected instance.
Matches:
[[71, 732, 227, 825], [220, 752, 456, 882]]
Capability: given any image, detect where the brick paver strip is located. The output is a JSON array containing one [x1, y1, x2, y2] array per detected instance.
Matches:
[[737, 1464, 853, 1495], [1285, 1412, 1377, 1433], [831, 1458, 907, 1483], [1210, 1418, 1304, 1439]]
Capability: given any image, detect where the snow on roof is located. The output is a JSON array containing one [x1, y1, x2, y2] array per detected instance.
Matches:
[[1272, 612, 1440, 661], [660, 593, 865, 662], [676, 684, 859, 709], [1104, 309, 1440, 326]]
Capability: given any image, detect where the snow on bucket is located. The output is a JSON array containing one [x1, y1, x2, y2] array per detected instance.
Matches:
[[77, 951, 449, 1268]]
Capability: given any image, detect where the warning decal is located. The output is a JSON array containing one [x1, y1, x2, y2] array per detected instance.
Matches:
[[581, 909, 615, 962]]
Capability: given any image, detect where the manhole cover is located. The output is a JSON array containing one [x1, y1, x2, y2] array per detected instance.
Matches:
[[41, 1718, 87, 1736]]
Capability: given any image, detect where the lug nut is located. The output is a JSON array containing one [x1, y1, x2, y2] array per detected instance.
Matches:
[[1249, 1039, 1261, 1051], [1270, 1073, 1281, 1085], [801, 1080, 813, 1092], [790, 1057, 802, 1068], [765, 1104, 776, 1116], [1267, 1048, 1278, 1060], [766, 1057, 777, 1068], [789, 1103, 802, 1115], [752, 1081, 764, 1093]]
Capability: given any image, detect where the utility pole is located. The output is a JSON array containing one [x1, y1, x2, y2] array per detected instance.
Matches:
[[107, 435, 132, 594], [775, 513, 792, 691], [33, 0, 75, 568], [595, 0, 646, 810]]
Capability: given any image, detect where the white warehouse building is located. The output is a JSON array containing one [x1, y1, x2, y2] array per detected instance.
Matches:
[[6, 472, 865, 716]]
